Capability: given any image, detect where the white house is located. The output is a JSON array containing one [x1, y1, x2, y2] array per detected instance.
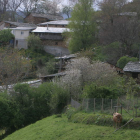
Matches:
[[11, 27, 36, 49]]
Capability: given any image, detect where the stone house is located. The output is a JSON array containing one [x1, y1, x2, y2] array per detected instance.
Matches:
[[32, 26, 70, 56], [123, 61, 140, 79], [0, 21, 36, 30], [24, 13, 63, 24]]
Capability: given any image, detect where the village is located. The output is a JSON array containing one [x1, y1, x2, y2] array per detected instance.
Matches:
[[0, 0, 140, 140]]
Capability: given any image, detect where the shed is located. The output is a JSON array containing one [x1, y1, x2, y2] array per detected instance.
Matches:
[[40, 72, 66, 83], [0, 21, 36, 30], [123, 61, 140, 78]]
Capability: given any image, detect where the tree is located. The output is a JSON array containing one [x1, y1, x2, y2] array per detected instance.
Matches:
[[0, 0, 9, 20], [68, 0, 97, 53], [41, 0, 61, 15], [54, 57, 120, 100], [0, 49, 31, 90], [98, 0, 128, 24], [27, 33, 43, 53], [99, 16, 140, 56], [0, 29, 14, 47], [18, 0, 41, 17], [7, 0, 24, 21], [62, 6, 72, 18]]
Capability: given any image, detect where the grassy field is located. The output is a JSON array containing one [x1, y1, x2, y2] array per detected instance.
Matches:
[[3, 115, 140, 140]]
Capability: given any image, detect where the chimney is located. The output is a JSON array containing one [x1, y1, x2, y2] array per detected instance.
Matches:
[[47, 23, 48, 30]]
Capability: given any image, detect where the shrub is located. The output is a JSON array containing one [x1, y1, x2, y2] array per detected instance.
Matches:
[[83, 83, 121, 99], [117, 56, 138, 69], [49, 83, 70, 114]]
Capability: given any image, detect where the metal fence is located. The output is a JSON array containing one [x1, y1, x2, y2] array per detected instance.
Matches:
[[71, 98, 140, 117]]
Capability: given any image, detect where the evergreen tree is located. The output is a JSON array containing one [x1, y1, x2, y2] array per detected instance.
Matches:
[[68, 0, 97, 53]]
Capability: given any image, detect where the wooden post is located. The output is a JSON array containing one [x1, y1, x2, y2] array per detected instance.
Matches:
[[136, 107, 137, 117], [86, 99, 89, 112], [117, 98, 119, 112], [94, 98, 95, 112], [121, 106, 122, 115], [111, 99, 112, 110]]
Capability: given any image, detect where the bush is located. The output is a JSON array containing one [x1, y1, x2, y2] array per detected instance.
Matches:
[[83, 83, 122, 99], [27, 34, 43, 53], [117, 56, 138, 69]]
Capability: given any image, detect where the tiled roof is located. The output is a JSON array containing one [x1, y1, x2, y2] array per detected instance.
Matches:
[[4, 21, 36, 27], [30, 13, 63, 20], [118, 12, 137, 16], [11, 27, 36, 30], [123, 61, 140, 72]]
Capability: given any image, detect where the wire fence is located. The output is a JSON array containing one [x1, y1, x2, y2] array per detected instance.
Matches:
[[71, 97, 140, 118]]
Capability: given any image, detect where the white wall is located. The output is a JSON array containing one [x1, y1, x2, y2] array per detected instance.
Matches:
[[13, 30, 29, 40]]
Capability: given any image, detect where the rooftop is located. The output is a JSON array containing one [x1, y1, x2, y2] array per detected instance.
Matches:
[[32, 27, 69, 33], [4, 21, 36, 27], [38, 20, 70, 26], [123, 61, 140, 72], [28, 13, 63, 21], [11, 27, 36, 30]]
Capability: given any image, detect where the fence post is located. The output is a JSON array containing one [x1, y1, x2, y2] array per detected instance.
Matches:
[[121, 105, 122, 115], [111, 99, 112, 110], [117, 98, 119, 112], [86, 99, 89, 112], [94, 98, 95, 112]]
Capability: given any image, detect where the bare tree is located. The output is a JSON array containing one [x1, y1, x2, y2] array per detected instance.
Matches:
[[99, 16, 140, 56], [18, 0, 38, 17], [7, 0, 24, 21], [41, 0, 61, 15], [0, 0, 9, 20], [97, 0, 128, 24]]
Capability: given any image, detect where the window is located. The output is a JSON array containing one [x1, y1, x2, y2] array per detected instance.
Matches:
[[21, 31, 24, 35]]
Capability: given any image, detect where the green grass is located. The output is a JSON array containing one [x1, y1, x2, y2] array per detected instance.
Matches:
[[3, 115, 140, 140]]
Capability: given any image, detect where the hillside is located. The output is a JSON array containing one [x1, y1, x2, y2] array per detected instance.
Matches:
[[3, 114, 140, 140]]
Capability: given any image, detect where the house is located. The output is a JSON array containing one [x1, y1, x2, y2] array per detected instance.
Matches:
[[37, 20, 69, 28], [123, 61, 140, 79], [0, 21, 36, 30], [32, 27, 70, 56], [11, 27, 36, 49], [55, 54, 76, 72], [24, 13, 63, 24], [117, 12, 137, 17]]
